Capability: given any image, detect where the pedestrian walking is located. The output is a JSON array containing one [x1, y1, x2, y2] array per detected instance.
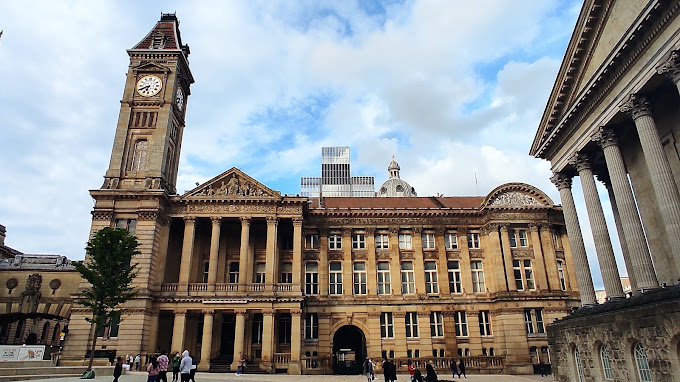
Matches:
[[389, 360, 397, 382], [425, 362, 438, 382], [458, 360, 466, 379], [413, 368, 423, 382], [179, 351, 192, 382], [451, 359, 459, 378], [382, 359, 390, 382], [113, 357, 123, 382], [236, 352, 246, 376], [363, 357, 374, 382], [135, 354, 141, 371], [190, 356, 197, 382], [408, 361, 415, 381], [157, 351, 169, 382]]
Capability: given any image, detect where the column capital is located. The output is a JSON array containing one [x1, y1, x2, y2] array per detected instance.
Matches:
[[412, 226, 423, 234], [569, 152, 593, 172], [365, 227, 376, 235], [619, 94, 653, 120], [550, 172, 573, 190], [211, 217, 222, 226], [175, 309, 187, 316], [528, 223, 540, 232], [656, 50, 680, 84], [388, 227, 399, 235], [292, 217, 303, 227], [499, 223, 510, 233], [240, 216, 251, 226], [290, 309, 303, 316], [592, 126, 619, 149], [183, 216, 196, 225], [319, 226, 329, 237], [484, 223, 500, 233], [262, 309, 275, 316], [266, 216, 278, 226], [202, 309, 215, 316], [342, 227, 352, 237], [234, 309, 247, 316], [434, 227, 446, 236]]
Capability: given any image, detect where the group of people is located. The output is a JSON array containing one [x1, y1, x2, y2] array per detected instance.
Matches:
[[365, 359, 467, 382], [113, 351, 197, 382]]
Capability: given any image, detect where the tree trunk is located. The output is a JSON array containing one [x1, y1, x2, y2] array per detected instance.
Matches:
[[87, 322, 98, 371]]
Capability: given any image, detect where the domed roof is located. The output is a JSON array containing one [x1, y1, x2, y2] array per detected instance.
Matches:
[[379, 156, 416, 197]]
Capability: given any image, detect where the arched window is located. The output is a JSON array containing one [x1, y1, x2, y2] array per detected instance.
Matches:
[[574, 347, 585, 382], [600, 345, 614, 380], [130, 140, 149, 171], [634, 343, 653, 382], [52, 324, 60, 343], [41, 323, 50, 342]]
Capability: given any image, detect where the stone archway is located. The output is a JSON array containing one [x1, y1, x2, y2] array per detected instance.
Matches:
[[332, 325, 366, 375]]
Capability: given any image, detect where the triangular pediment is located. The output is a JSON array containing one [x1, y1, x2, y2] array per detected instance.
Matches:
[[132, 62, 170, 74], [183, 167, 281, 199], [482, 183, 553, 209]]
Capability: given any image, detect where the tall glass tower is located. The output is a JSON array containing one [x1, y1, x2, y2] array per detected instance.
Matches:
[[301, 147, 375, 197]]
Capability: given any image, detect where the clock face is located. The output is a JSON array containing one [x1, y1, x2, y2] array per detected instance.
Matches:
[[136, 75, 163, 97], [176, 87, 184, 110]]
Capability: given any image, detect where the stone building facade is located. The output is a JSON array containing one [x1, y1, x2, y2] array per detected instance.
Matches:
[[530, 0, 680, 381], [59, 14, 581, 375]]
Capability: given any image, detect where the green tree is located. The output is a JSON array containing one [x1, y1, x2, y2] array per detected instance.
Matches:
[[74, 227, 139, 376]]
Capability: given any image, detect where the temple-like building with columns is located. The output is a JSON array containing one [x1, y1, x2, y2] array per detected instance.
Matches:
[[531, 0, 680, 381], [58, 14, 581, 375]]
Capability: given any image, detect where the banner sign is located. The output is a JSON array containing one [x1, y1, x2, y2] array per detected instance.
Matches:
[[0, 346, 45, 361]]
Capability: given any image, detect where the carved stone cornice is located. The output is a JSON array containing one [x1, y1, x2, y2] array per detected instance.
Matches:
[[591, 126, 618, 149], [550, 172, 573, 190], [423, 251, 439, 260], [91, 210, 113, 221], [328, 252, 343, 261], [595, 172, 611, 189], [469, 250, 485, 259], [376, 252, 392, 260], [304, 252, 319, 261], [352, 251, 367, 260], [656, 50, 680, 83], [400, 251, 415, 260], [137, 210, 159, 221], [618, 94, 653, 120], [569, 152, 593, 172]]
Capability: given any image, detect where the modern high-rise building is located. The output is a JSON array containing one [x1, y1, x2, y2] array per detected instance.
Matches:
[[301, 147, 375, 197]]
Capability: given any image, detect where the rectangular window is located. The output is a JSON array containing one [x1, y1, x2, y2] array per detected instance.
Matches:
[[380, 312, 394, 338], [329, 262, 343, 295], [377, 262, 391, 295], [281, 235, 293, 251], [305, 313, 318, 340], [467, 233, 481, 249], [252, 314, 263, 344], [447, 261, 462, 294], [329, 234, 342, 250], [115, 219, 137, 235], [399, 234, 412, 250], [278, 315, 291, 344], [375, 234, 389, 249], [519, 230, 528, 246], [557, 261, 567, 291], [424, 261, 439, 294], [454, 311, 468, 337], [445, 233, 458, 250], [228, 262, 239, 284], [352, 233, 366, 249], [305, 263, 319, 295], [430, 312, 444, 337], [471, 261, 485, 293], [280, 262, 293, 284], [255, 263, 266, 283], [405, 312, 419, 338], [513, 260, 524, 290], [509, 229, 518, 248], [535, 309, 545, 334], [513, 260, 536, 290], [305, 234, 319, 250], [422, 233, 436, 250], [478, 311, 492, 336], [524, 310, 534, 335], [353, 262, 367, 295], [202, 262, 209, 283], [401, 262, 416, 294], [108, 313, 120, 338], [552, 230, 563, 249], [524, 309, 545, 335], [524, 260, 535, 290]]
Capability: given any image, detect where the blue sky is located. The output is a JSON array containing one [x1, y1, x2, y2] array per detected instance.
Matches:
[[0, 1, 625, 289]]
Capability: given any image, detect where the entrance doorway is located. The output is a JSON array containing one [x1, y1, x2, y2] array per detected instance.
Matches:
[[220, 314, 236, 361], [332, 325, 366, 375]]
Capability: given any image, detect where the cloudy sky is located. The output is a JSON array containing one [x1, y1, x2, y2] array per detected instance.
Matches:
[[0, 0, 626, 289]]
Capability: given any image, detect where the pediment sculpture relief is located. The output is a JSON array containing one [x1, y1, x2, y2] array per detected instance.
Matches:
[[490, 192, 543, 207], [194, 174, 269, 197]]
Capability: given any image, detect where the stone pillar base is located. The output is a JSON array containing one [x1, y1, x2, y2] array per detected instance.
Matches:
[[230, 362, 239, 372], [287, 362, 301, 375], [259, 361, 273, 373], [505, 363, 534, 375], [197, 362, 211, 372]]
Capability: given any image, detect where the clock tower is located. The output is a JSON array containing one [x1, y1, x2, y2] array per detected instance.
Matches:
[[103, 13, 193, 194]]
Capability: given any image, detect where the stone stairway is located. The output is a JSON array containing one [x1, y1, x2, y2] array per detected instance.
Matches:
[[0, 360, 114, 382]]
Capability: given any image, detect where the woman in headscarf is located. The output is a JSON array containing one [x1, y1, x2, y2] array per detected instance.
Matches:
[[425, 362, 438, 382]]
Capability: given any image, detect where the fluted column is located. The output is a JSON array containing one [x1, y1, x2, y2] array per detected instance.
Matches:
[[499, 225, 516, 292], [593, 127, 658, 292], [435, 227, 450, 295], [199, 310, 214, 371], [319, 227, 329, 297], [238, 217, 251, 287], [207, 218, 221, 292], [366, 228, 377, 295], [550, 173, 597, 306], [656, 50, 680, 95], [388, 227, 402, 296], [231, 309, 246, 371], [289, 309, 302, 374], [528, 224, 549, 291], [342, 228, 353, 296], [292, 218, 303, 288], [171, 310, 186, 353], [620, 94, 680, 279], [413, 227, 427, 294], [570, 153, 624, 299], [178, 217, 196, 290], [265, 217, 278, 290]]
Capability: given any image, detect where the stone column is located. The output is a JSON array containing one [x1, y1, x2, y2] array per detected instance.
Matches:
[[178, 217, 196, 290], [231, 309, 247, 371], [388, 227, 402, 296], [199, 310, 214, 371], [539, 225, 560, 292], [483, 224, 505, 293], [413, 227, 427, 294], [265, 217, 279, 290], [620, 94, 680, 279], [499, 225, 516, 292], [342, 228, 353, 296], [570, 153, 624, 300], [435, 227, 450, 295], [147, 311, 160, 354], [288, 310, 302, 374], [656, 50, 680, 95], [594, 126, 658, 292], [528, 224, 549, 291], [238, 217, 251, 288], [170, 310, 187, 353], [261, 310, 275, 372], [366, 228, 377, 295], [550, 173, 597, 306], [207, 218, 221, 292], [292, 218, 303, 288], [458, 228, 474, 295], [319, 227, 329, 297]]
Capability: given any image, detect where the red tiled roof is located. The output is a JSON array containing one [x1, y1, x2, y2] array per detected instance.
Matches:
[[132, 15, 184, 51], [318, 197, 484, 210]]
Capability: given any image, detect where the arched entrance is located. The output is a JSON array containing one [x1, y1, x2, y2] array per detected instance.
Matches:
[[332, 325, 366, 375]]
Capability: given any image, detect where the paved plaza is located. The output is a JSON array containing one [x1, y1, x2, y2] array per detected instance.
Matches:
[[26, 371, 553, 382]]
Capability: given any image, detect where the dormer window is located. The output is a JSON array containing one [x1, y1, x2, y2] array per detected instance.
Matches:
[[151, 33, 164, 49]]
